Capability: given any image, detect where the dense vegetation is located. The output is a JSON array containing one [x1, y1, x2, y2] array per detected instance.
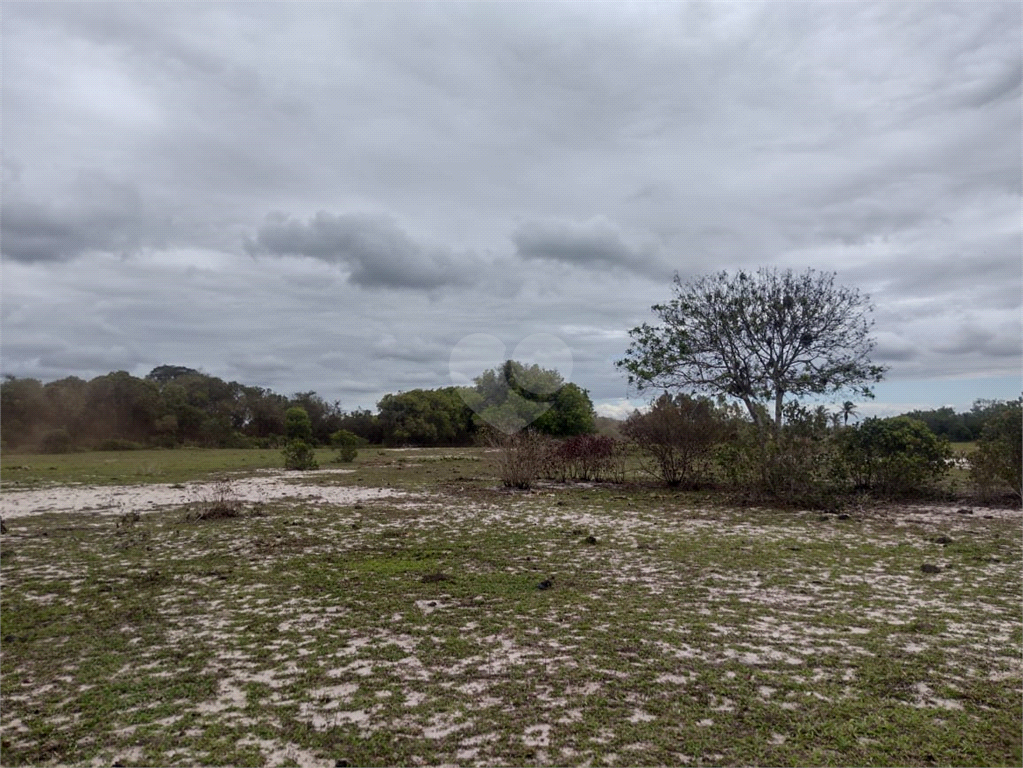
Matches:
[[901, 400, 1018, 441], [1, 361, 596, 453]]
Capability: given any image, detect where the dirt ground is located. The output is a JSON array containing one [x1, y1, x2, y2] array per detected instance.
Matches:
[[1, 466, 1020, 766]]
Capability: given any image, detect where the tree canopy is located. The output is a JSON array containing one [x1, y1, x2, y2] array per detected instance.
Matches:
[[461, 360, 595, 437], [617, 267, 887, 429]]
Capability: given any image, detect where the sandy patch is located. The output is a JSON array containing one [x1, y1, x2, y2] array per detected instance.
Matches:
[[0, 470, 406, 520], [234, 735, 335, 768]]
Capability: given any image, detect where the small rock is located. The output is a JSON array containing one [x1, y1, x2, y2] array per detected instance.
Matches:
[[0, 518, 6, 534], [537, 579, 553, 590], [920, 564, 941, 574], [933, 535, 954, 545], [956, 508, 973, 515], [983, 515, 994, 519], [837, 514, 850, 521], [556, 501, 566, 506], [336, 761, 349, 768], [585, 535, 598, 545]]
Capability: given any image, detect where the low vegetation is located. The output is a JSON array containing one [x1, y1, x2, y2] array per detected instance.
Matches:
[[1, 448, 1020, 767]]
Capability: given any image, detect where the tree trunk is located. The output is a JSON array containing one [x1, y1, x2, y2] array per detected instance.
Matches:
[[740, 395, 762, 428], [774, 389, 784, 431]]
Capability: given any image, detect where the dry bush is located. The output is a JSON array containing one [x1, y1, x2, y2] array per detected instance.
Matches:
[[484, 427, 551, 490], [622, 393, 728, 488], [186, 476, 244, 521], [545, 434, 627, 483]]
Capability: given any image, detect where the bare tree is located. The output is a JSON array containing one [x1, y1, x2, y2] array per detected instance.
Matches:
[[617, 267, 886, 430]]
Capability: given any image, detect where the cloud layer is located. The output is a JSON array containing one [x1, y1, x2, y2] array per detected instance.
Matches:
[[2, 1, 1020, 414]]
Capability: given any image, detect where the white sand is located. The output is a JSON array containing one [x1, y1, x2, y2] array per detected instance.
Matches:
[[0, 470, 403, 520]]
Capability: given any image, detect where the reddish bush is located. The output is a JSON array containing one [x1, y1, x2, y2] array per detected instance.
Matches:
[[547, 434, 626, 483]]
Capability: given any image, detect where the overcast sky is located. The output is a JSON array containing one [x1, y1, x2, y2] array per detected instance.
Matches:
[[2, 1, 1020, 418]]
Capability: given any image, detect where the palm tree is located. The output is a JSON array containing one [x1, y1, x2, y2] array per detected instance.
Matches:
[[841, 400, 857, 426]]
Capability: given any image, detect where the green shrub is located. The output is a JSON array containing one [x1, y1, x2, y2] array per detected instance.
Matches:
[[839, 416, 951, 496], [970, 401, 1022, 501], [40, 428, 73, 454], [330, 429, 360, 463], [717, 404, 840, 506], [285, 407, 314, 443], [282, 439, 318, 470]]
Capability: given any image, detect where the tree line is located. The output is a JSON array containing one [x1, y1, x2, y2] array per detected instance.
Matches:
[[4, 266, 1019, 503], [0, 361, 596, 453], [898, 401, 1017, 442]]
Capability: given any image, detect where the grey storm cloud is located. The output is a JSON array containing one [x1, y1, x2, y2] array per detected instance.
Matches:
[[245, 212, 480, 291], [871, 333, 920, 364], [511, 217, 668, 278], [1, 169, 161, 262], [932, 324, 1022, 358]]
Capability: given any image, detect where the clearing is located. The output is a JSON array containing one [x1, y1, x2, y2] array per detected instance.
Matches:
[[1, 448, 1020, 766]]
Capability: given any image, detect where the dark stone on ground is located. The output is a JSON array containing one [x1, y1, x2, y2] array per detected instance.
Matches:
[[537, 579, 553, 590], [837, 514, 850, 520], [920, 564, 941, 574], [933, 535, 954, 545], [956, 508, 973, 515], [585, 535, 598, 545]]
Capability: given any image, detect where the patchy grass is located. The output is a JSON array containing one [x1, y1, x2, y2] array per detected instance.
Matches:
[[1, 449, 1020, 767], [1, 448, 294, 489], [0, 447, 490, 490]]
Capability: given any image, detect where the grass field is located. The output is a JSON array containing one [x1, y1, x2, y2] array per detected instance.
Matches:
[[1, 448, 1020, 766]]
